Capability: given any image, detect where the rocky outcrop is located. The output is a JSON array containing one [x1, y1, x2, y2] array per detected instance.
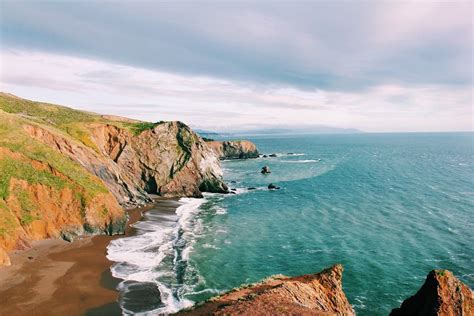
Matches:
[[177, 264, 354, 315], [391, 269, 473, 316], [207, 140, 259, 160]]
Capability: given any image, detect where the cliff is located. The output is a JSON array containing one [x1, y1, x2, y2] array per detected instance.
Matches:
[[0, 93, 228, 265], [177, 264, 355, 315], [206, 140, 259, 159], [391, 269, 473, 316]]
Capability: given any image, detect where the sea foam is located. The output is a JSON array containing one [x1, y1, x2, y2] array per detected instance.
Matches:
[[107, 198, 206, 315]]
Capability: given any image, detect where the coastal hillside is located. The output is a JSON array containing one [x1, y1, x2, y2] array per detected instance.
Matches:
[[0, 93, 238, 265]]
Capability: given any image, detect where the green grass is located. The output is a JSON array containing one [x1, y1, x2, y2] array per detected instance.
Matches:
[[0, 110, 109, 199], [0, 93, 99, 126], [0, 156, 68, 199], [126, 121, 163, 136]]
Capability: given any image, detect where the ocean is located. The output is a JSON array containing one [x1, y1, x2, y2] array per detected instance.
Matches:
[[107, 132, 474, 315]]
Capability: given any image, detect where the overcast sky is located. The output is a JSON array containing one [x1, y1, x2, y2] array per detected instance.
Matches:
[[0, 1, 472, 132]]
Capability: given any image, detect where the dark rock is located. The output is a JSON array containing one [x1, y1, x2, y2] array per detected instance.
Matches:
[[231, 188, 237, 191], [28, 256, 33, 260], [199, 178, 229, 194], [247, 187, 257, 190], [287, 152, 294, 155], [230, 180, 237, 184], [263, 155, 268, 158], [268, 183, 280, 190], [269, 153, 277, 157], [261, 166, 271, 174], [230, 191, 236, 194]]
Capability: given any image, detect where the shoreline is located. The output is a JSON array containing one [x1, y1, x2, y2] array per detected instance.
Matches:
[[0, 200, 165, 316]]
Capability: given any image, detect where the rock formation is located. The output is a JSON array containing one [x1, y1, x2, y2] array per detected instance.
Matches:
[[177, 264, 355, 315], [391, 269, 473, 316], [261, 166, 271, 174], [206, 140, 259, 159], [0, 93, 229, 265]]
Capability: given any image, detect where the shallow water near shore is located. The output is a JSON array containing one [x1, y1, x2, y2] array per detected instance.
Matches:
[[108, 132, 474, 315]]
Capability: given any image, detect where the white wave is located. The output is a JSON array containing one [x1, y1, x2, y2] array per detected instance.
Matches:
[[259, 152, 306, 158], [215, 207, 227, 215], [107, 198, 206, 315], [281, 159, 320, 163]]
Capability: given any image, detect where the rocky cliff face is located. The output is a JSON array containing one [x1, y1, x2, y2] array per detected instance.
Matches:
[[391, 269, 473, 316], [25, 121, 228, 206], [0, 93, 228, 265], [206, 140, 259, 159], [177, 264, 355, 315]]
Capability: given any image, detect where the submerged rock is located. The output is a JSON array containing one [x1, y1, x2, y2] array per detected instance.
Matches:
[[247, 187, 257, 190], [261, 166, 271, 174], [177, 264, 355, 315], [268, 183, 280, 190], [269, 153, 277, 157], [390, 269, 473, 316]]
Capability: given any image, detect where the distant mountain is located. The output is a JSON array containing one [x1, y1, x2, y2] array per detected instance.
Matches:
[[195, 126, 361, 139]]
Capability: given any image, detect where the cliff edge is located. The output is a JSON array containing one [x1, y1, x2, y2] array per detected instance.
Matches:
[[177, 264, 355, 315], [391, 269, 473, 316]]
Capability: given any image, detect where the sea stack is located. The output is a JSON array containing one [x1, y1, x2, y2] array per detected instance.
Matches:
[[390, 269, 473, 316]]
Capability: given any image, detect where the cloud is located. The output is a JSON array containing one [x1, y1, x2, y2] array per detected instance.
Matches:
[[1, 1, 471, 90], [1, 50, 471, 132]]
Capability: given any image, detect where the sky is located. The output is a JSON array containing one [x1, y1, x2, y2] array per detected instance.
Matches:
[[0, 1, 472, 132]]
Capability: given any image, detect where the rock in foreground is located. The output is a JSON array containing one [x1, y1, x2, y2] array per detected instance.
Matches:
[[390, 269, 473, 316], [177, 264, 354, 316], [207, 140, 259, 159]]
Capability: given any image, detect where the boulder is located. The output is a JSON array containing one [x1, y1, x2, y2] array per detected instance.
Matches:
[[261, 166, 271, 174]]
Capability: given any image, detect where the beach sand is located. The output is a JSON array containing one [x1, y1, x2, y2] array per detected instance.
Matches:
[[0, 202, 161, 316]]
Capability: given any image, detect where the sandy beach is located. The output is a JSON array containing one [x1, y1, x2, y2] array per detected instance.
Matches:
[[0, 202, 161, 316]]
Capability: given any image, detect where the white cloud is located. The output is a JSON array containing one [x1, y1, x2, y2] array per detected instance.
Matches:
[[1, 50, 472, 132]]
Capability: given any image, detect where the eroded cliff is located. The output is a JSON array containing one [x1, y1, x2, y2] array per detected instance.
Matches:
[[177, 264, 355, 315], [0, 93, 228, 265]]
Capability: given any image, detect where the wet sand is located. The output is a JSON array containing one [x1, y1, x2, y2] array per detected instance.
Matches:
[[0, 201, 162, 316]]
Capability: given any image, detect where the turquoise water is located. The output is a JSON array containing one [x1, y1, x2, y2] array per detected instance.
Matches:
[[109, 133, 473, 315]]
